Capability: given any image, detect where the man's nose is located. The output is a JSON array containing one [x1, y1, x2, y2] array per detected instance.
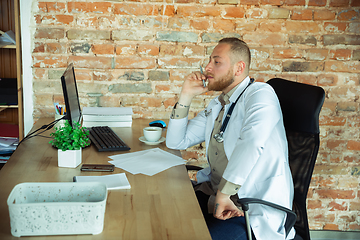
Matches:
[[205, 62, 212, 73]]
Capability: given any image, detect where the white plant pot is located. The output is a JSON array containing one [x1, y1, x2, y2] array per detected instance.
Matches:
[[58, 149, 82, 168]]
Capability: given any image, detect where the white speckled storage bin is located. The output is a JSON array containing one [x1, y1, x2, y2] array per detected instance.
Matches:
[[7, 182, 107, 237]]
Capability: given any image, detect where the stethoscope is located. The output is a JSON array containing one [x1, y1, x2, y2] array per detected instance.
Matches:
[[213, 78, 255, 143]]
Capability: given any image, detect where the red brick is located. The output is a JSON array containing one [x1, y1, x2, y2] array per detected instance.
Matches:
[[258, 21, 282, 32], [325, 61, 360, 73], [244, 33, 286, 46], [351, 0, 360, 6], [305, 49, 328, 61], [317, 74, 338, 86], [329, 201, 348, 211], [324, 224, 339, 230], [349, 200, 360, 211], [314, 10, 336, 20], [34, 15, 41, 24], [33, 42, 45, 53], [115, 57, 156, 69], [92, 44, 115, 55], [137, 45, 159, 56], [177, 6, 221, 17], [307, 199, 322, 209], [329, 0, 350, 7], [116, 45, 137, 55], [161, 5, 175, 17], [160, 45, 183, 56], [324, 22, 347, 33], [329, 49, 352, 60], [260, 0, 283, 5], [236, 20, 257, 31], [93, 71, 112, 81], [158, 57, 201, 69], [316, 189, 355, 199], [140, 97, 162, 108], [163, 98, 177, 109], [284, 0, 305, 5], [285, 21, 320, 33], [175, 0, 198, 3], [308, 0, 326, 6], [313, 176, 336, 188], [291, 9, 313, 20], [349, 223, 360, 231], [46, 43, 67, 54], [338, 10, 359, 21], [213, 19, 236, 31], [114, 3, 159, 16], [246, 8, 267, 18], [32, 56, 67, 68], [273, 48, 303, 59], [55, 15, 74, 25], [224, 6, 246, 18], [69, 56, 112, 69], [73, 69, 92, 81], [241, 0, 260, 5], [190, 19, 211, 30], [33, 68, 47, 79], [77, 16, 97, 28], [182, 45, 205, 57], [99, 96, 121, 107], [38, 2, 66, 13], [34, 28, 65, 39], [155, 85, 171, 93], [319, 116, 346, 126], [297, 75, 317, 85], [347, 140, 360, 151], [68, 2, 112, 14], [344, 154, 360, 163]]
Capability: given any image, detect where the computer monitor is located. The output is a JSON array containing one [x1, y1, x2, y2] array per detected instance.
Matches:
[[61, 63, 82, 126]]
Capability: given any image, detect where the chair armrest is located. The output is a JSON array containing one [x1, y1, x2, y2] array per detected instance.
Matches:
[[237, 198, 297, 237]]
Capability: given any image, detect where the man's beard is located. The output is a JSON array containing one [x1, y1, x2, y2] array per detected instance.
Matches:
[[207, 68, 234, 91]]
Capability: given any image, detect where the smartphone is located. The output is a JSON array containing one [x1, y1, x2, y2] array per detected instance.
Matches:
[[80, 164, 115, 172]]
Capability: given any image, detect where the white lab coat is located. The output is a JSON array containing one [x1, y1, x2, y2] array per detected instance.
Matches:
[[166, 77, 295, 240]]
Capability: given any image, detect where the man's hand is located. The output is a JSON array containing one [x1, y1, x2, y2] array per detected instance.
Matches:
[[213, 190, 243, 220], [178, 71, 208, 106]]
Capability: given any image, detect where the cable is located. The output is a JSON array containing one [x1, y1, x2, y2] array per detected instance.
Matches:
[[17, 115, 67, 146]]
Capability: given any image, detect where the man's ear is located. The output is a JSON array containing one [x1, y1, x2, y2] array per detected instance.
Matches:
[[234, 61, 246, 76]]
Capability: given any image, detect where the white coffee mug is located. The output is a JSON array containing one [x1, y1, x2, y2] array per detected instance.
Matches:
[[143, 127, 162, 142]]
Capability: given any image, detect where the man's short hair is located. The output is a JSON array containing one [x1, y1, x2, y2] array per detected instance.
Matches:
[[219, 38, 251, 72]]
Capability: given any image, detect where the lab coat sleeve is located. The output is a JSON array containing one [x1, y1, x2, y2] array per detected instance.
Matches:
[[223, 85, 283, 184], [166, 110, 207, 150]]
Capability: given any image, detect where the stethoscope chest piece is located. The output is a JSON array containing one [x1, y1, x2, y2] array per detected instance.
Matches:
[[213, 131, 224, 143]]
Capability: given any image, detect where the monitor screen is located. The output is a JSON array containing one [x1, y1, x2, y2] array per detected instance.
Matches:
[[61, 63, 81, 126]]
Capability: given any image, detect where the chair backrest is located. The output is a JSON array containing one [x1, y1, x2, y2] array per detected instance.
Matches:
[[267, 78, 325, 240]]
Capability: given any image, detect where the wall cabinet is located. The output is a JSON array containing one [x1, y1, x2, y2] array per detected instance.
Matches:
[[0, 0, 23, 140]]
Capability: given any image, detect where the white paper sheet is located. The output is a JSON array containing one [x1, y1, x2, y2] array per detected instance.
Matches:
[[74, 173, 131, 190], [108, 148, 185, 176]]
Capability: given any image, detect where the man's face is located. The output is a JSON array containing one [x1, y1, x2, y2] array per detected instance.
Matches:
[[204, 43, 234, 92]]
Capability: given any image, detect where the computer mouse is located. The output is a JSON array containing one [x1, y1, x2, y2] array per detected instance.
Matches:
[[149, 120, 166, 128]]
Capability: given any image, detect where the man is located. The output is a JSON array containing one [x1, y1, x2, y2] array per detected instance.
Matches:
[[166, 38, 295, 240]]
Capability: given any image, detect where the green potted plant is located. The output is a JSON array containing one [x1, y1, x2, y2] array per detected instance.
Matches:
[[50, 120, 90, 168]]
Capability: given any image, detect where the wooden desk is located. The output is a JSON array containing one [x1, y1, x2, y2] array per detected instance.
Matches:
[[0, 118, 211, 240]]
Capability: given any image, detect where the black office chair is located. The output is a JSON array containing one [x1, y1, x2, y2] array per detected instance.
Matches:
[[238, 78, 325, 240]]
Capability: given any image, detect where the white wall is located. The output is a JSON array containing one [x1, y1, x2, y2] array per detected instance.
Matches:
[[19, 0, 34, 135]]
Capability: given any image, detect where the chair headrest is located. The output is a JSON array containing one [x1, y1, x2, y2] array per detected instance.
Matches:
[[267, 78, 325, 134]]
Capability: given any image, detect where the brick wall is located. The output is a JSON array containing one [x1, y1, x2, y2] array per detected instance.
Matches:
[[30, 0, 359, 231]]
